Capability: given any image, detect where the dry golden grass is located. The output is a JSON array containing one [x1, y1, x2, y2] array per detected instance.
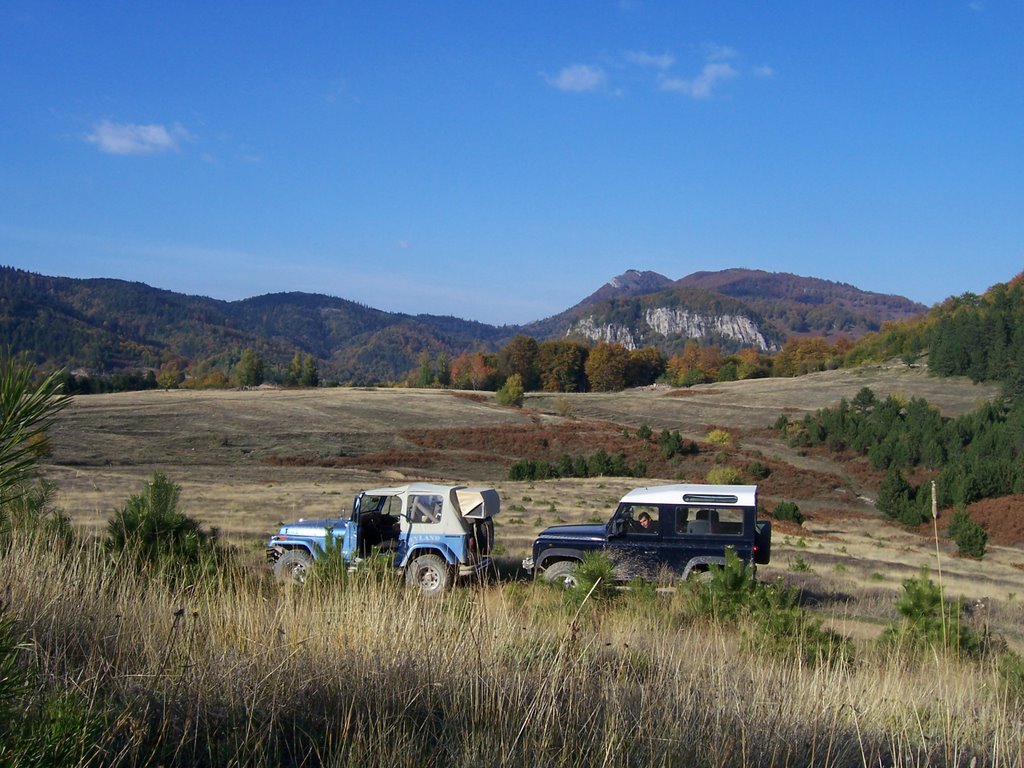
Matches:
[[4, 528, 1022, 767]]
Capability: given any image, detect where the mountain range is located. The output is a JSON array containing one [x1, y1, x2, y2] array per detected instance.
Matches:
[[0, 266, 926, 384]]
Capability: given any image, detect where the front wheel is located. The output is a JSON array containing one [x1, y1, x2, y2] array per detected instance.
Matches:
[[273, 549, 313, 585], [405, 554, 453, 596], [542, 560, 579, 588]]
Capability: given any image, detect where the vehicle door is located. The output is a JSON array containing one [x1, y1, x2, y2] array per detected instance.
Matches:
[[606, 503, 665, 580]]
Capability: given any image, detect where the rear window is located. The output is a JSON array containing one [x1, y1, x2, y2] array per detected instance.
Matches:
[[409, 494, 444, 524], [675, 507, 746, 536]]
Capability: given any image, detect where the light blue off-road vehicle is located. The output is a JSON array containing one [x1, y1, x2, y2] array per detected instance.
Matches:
[[266, 482, 500, 595]]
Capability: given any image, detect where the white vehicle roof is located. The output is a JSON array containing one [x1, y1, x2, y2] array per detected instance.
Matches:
[[619, 483, 757, 508]]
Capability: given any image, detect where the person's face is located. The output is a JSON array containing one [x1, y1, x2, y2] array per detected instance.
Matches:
[[639, 516, 650, 528]]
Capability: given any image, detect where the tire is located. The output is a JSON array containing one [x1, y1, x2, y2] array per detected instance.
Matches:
[[542, 560, 579, 588], [405, 554, 453, 596], [273, 549, 313, 585], [688, 567, 715, 585]]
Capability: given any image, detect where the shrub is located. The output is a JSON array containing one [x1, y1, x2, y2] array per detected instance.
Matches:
[[706, 428, 731, 445], [636, 423, 652, 440], [0, 355, 71, 503], [772, 500, 805, 526], [706, 466, 743, 485], [747, 460, 771, 479], [947, 509, 987, 559], [0, 480, 74, 546], [305, 528, 350, 589], [998, 651, 1024, 703], [496, 373, 525, 407], [554, 397, 574, 418], [565, 551, 619, 608], [106, 472, 222, 575], [689, 548, 759, 622], [879, 567, 986, 658], [656, 429, 696, 459]]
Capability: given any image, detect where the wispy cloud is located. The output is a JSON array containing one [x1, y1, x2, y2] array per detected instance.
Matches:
[[660, 62, 738, 99], [548, 44, 769, 100], [545, 64, 607, 92], [85, 120, 191, 155], [624, 50, 675, 70]]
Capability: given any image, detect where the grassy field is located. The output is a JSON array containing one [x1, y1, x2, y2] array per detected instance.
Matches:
[[7, 364, 1024, 765], [36, 365, 1024, 641]]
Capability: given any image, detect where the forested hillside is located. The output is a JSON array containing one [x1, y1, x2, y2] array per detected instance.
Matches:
[[787, 274, 1024, 533], [0, 265, 951, 386]]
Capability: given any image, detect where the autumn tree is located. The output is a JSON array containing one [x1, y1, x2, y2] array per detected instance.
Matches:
[[300, 354, 319, 387], [498, 335, 540, 391], [537, 340, 588, 393], [735, 347, 768, 380], [585, 341, 630, 392], [436, 351, 451, 387], [286, 352, 303, 386], [234, 348, 264, 388], [415, 350, 434, 388], [625, 346, 666, 388], [156, 362, 181, 390], [450, 352, 497, 391]]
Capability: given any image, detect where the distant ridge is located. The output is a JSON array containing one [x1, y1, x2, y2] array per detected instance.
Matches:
[[1, 265, 927, 383]]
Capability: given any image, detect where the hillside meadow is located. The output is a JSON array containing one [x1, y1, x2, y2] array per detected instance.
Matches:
[[38, 363, 1023, 638], [7, 362, 1023, 765]]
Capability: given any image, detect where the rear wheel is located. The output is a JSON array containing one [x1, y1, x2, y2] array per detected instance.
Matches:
[[273, 550, 313, 585], [405, 554, 453, 596], [542, 560, 579, 588]]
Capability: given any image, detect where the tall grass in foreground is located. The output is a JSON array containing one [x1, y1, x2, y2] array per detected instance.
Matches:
[[0, 532, 1021, 767]]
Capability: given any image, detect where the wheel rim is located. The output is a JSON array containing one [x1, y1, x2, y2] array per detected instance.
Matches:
[[417, 565, 441, 591], [289, 562, 308, 584]]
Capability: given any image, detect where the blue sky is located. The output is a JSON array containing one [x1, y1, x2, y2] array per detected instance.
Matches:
[[1, 2, 1021, 326]]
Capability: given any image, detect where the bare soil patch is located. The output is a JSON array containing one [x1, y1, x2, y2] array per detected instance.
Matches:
[[965, 496, 1024, 547]]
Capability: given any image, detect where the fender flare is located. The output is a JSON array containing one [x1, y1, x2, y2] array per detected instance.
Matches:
[[400, 544, 459, 568], [535, 547, 586, 572], [682, 555, 726, 580], [269, 539, 319, 559]]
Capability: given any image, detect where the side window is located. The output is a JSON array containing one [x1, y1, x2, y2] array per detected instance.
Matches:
[[380, 495, 402, 518], [409, 494, 444, 524], [677, 507, 746, 536], [627, 504, 660, 534]]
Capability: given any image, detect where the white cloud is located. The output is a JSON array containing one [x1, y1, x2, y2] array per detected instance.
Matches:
[[752, 64, 776, 79], [624, 50, 675, 70], [545, 64, 607, 92], [660, 62, 738, 99], [703, 43, 739, 62], [85, 120, 191, 155]]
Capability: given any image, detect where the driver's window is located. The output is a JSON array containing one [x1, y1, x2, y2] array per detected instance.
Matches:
[[409, 494, 444, 524], [628, 504, 659, 534]]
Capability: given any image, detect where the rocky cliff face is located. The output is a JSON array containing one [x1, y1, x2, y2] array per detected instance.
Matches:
[[569, 307, 777, 352]]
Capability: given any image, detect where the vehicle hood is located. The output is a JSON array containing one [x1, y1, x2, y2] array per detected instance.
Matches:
[[276, 518, 347, 537], [536, 523, 607, 542]]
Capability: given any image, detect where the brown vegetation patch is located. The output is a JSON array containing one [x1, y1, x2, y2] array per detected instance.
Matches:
[[663, 388, 723, 398], [965, 496, 1024, 547], [450, 391, 489, 403], [262, 449, 445, 468], [402, 422, 629, 459]]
